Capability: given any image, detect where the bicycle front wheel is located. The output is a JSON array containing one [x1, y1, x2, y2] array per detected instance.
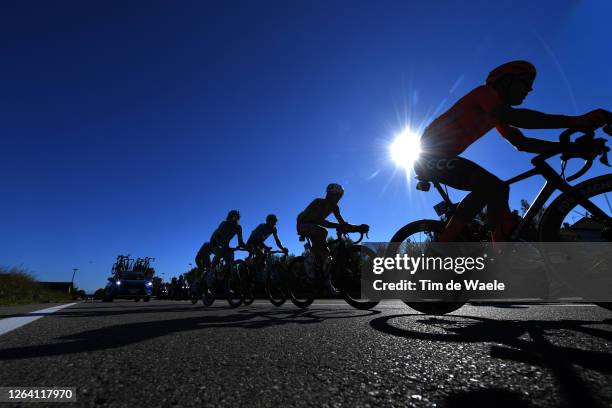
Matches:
[[336, 245, 380, 310], [241, 263, 255, 307], [390, 219, 466, 315], [538, 174, 612, 311], [287, 256, 315, 309], [266, 263, 287, 307], [225, 261, 244, 308]]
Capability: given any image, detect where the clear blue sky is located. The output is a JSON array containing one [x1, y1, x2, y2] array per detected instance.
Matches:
[[1, 0, 610, 291]]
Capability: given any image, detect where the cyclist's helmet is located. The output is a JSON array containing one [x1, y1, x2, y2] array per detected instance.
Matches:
[[227, 210, 240, 220], [486, 60, 536, 85], [326, 183, 344, 197], [266, 214, 278, 223]]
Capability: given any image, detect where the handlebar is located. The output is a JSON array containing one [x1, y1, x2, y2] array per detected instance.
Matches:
[[532, 126, 610, 182], [334, 224, 370, 244], [228, 246, 250, 252]]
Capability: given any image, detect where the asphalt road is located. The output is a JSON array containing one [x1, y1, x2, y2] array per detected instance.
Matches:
[[0, 300, 611, 407]]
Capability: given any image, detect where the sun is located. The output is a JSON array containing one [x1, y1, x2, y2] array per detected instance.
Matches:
[[390, 128, 421, 169]]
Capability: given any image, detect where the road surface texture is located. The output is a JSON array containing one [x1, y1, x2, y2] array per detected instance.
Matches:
[[1, 300, 611, 407]]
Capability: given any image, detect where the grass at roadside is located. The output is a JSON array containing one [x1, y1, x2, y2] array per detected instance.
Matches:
[[0, 266, 72, 305]]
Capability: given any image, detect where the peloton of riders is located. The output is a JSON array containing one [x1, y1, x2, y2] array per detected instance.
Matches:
[[194, 183, 367, 295]]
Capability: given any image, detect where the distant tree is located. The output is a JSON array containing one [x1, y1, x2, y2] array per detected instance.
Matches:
[[93, 288, 105, 300]]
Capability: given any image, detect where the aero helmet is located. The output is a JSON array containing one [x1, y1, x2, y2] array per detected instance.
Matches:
[[486, 60, 536, 85]]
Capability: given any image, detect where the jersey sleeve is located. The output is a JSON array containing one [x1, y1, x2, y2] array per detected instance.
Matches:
[[495, 123, 524, 143]]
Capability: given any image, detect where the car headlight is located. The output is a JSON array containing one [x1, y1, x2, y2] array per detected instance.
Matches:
[[116, 281, 121, 285], [146, 282, 153, 286]]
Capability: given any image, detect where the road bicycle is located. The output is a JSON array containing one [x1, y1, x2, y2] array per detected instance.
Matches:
[[200, 247, 247, 308], [287, 226, 379, 310], [390, 126, 612, 315], [112, 254, 133, 275]]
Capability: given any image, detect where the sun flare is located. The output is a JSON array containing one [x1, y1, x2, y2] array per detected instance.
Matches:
[[390, 128, 421, 169]]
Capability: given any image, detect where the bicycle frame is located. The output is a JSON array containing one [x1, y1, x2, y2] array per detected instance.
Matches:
[[430, 154, 610, 242]]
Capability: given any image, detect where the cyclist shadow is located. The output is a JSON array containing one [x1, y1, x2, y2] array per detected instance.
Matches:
[[370, 314, 612, 408], [0, 308, 379, 361]]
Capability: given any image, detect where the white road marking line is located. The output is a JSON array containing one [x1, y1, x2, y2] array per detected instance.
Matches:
[[0, 303, 77, 337]]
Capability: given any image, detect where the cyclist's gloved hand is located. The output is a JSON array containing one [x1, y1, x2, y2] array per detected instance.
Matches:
[[337, 223, 349, 234], [571, 137, 608, 161], [569, 109, 611, 132], [282, 247, 289, 254], [359, 224, 370, 234]]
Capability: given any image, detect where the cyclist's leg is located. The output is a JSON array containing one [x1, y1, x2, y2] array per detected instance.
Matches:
[[298, 224, 329, 264], [219, 246, 234, 273], [207, 246, 223, 287], [417, 156, 509, 241]]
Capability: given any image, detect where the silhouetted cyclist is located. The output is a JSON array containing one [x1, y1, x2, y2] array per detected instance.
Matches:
[[205, 210, 247, 286], [297, 183, 367, 293], [247, 214, 288, 261], [416, 60, 611, 242]]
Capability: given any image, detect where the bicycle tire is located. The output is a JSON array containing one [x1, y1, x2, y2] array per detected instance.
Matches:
[[390, 219, 466, 315], [266, 263, 287, 307], [287, 256, 315, 309], [239, 262, 255, 306], [201, 285, 215, 307], [337, 245, 380, 310], [538, 174, 612, 311], [226, 260, 244, 308]]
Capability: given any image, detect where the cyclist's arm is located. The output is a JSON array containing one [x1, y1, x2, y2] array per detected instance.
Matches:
[[497, 125, 561, 154], [332, 206, 348, 227], [320, 219, 341, 229], [272, 230, 286, 251], [236, 227, 246, 248], [493, 106, 572, 129]]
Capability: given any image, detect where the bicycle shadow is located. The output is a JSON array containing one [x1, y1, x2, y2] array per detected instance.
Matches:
[[441, 388, 535, 408], [0, 308, 379, 361], [370, 314, 612, 408]]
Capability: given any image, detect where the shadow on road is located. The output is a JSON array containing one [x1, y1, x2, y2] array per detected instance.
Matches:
[[370, 314, 612, 408], [441, 388, 535, 408], [0, 307, 379, 361]]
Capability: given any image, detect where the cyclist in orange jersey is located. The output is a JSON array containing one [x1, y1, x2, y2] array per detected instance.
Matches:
[[416, 60, 610, 242]]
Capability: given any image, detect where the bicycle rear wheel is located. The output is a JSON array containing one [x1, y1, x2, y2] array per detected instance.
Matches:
[[287, 256, 315, 308], [390, 219, 466, 315]]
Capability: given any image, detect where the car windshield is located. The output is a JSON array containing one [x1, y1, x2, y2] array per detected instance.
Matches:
[[122, 273, 145, 280]]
